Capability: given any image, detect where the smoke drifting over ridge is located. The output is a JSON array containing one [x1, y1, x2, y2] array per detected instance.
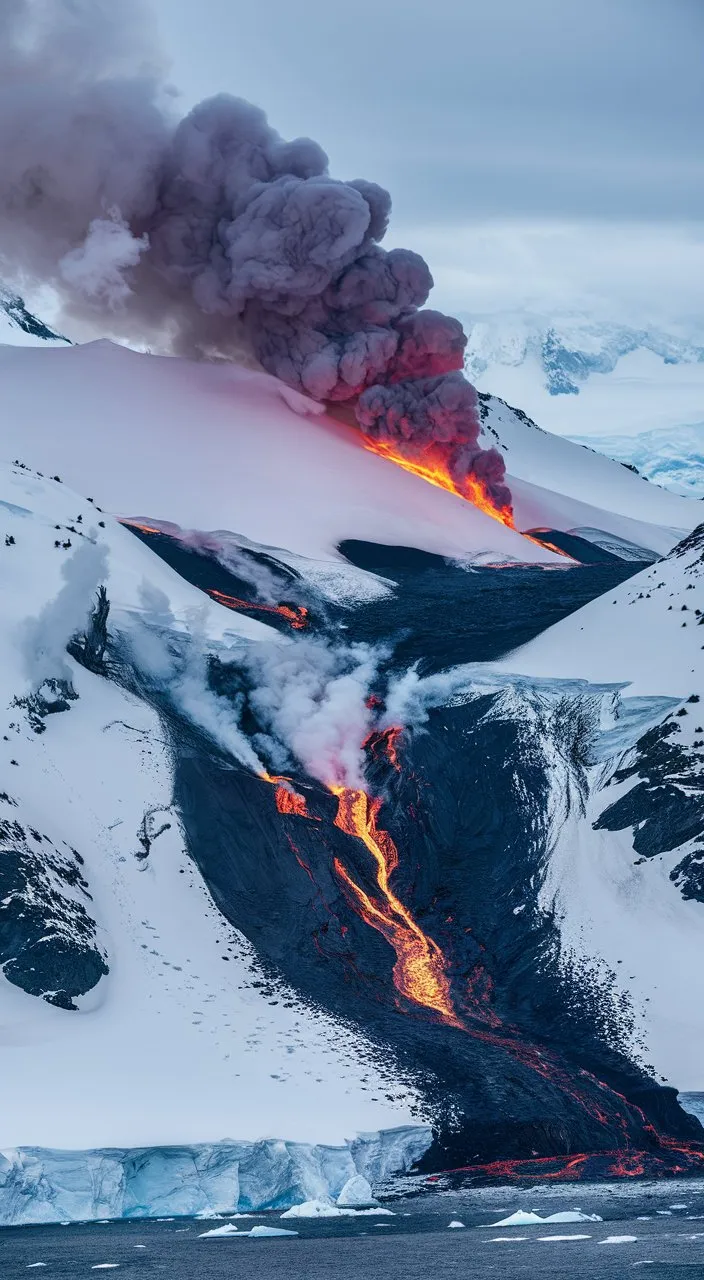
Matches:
[[0, 0, 510, 512]]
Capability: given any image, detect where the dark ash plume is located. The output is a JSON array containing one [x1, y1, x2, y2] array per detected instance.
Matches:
[[357, 373, 513, 513], [0, 0, 511, 513]]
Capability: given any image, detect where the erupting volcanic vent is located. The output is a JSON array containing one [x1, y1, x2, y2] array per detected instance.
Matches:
[[0, 1, 511, 526], [357, 372, 513, 525]]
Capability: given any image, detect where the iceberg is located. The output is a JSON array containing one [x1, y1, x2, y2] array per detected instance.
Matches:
[[336, 1174, 378, 1209], [0, 1125, 430, 1226], [490, 1209, 602, 1227]]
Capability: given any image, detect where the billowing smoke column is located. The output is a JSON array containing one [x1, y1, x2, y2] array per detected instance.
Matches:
[[0, 0, 511, 518]]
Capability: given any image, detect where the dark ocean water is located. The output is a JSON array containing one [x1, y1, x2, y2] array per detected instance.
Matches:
[[4, 1181, 704, 1278]]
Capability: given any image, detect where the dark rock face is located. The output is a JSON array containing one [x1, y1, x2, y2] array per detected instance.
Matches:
[[0, 291, 70, 344], [0, 796, 107, 1009], [595, 718, 704, 902], [12, 678, 78, 735], [68, 586, 110, 674]]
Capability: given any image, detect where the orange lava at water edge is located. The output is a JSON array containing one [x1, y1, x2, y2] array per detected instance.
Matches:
[[207, 588, 309, 630], [329, 785, 461, 1025], [361, 437, 514, 528]]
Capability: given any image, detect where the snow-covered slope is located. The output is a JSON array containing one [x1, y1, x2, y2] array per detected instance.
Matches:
[[478, 394, 697, 558], [0, 339, 557, 568], [494, 525, 704, 1085], [506, 523, 703, 695], [2, 312, 703, 1217], [568, 424, 704, 498], [0, 337, 698, 569], [0, 462, 426, 1156], [464, 312, 704, 447]]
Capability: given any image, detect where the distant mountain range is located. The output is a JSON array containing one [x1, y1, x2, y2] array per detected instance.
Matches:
[[459, 312, 704, 455], [462, 313, 704, 397]]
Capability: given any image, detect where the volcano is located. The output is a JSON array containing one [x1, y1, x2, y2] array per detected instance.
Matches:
[[0, 311, 703, 1225]]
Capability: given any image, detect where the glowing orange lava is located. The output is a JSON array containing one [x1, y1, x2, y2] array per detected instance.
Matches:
[[522, 529, 573, 559], [363, 726, 404, 773], [207, 588, 309, 630], [260, 772, 319, 820], [330, 785, 461, 1025], [122, 519, 165, 535], [361, 437, 514, 528]]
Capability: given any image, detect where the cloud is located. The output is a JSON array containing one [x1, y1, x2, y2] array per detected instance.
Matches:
[[402, 220, 704, 330], [149, 0, 704, 223]]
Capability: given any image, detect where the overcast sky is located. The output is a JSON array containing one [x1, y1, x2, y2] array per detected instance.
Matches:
[[151, 0, 704, 322]]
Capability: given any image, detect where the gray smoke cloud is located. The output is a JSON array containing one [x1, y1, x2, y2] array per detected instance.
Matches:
[[357, 372, 512, 512], [0, 0, 510, 512]]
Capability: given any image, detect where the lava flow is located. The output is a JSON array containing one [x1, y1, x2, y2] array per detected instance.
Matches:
[[330, 785, 462, 1026], [363, 726, 404, 773], [361, 437, 514, 528], [207, 588, 309, 630], [260, 772, 318, 820]]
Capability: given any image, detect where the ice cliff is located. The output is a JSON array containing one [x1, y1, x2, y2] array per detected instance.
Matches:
[[0, 1126, 431, 1225]]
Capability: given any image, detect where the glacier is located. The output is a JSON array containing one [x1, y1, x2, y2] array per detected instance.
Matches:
[[0, 1126, 431, 1226], [567, 425, 704, 498], [463, 312, 704, 397]]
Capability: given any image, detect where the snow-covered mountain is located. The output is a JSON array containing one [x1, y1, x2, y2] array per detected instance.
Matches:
[[462, 312, 704, 447], [494, 523, 704, 1083], [1, 312, 704, 1224], [0, 338, 698, 568], [568, 424, 704, 498], [0, 289, 69, 348]]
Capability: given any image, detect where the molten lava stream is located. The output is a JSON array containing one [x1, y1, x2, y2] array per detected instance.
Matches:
[[330, 785, 462, 1026], [266, 767, 704, 1168], [363, 726, 404, 773], [260, 771, 318, 820], [207, 588, 308, 630], [360, 437, 514, 528]]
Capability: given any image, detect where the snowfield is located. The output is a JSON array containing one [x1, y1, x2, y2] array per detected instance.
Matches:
[[0, 336, 699, 570], [0, 463, 427, 1160], [0, 340, 556, 568]]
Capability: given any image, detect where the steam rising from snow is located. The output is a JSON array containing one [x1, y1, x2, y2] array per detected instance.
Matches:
[[21, 540, 109, 687], [246, 637, 384, 787], [0, 0, 509, 509]]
